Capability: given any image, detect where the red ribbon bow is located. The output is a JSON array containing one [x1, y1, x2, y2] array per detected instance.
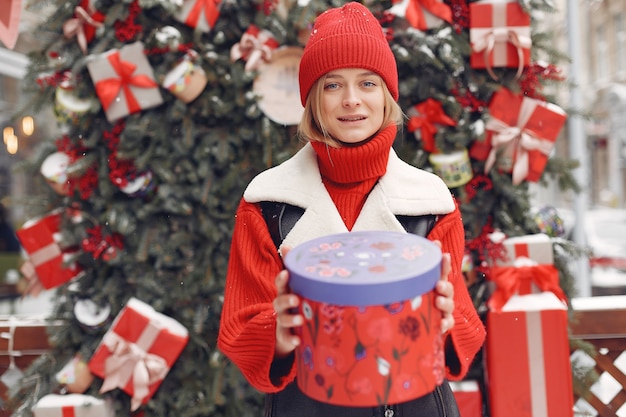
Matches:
[[62, 4, 104, 54], [230, 24, 279, 72], [100, 331, 169, 411], [472, 28, 531, 80], [407, 98, 456, 152], [487, 264, 566, 311], [402, 0, 452, 30], [95, 51, 158, 115], [184, 0, 221, 30]]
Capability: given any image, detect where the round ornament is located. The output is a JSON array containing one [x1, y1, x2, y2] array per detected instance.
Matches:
[[252, 46, 305, 125], [54, 86, 93, 125], [153, 25, 182, 51], [533, 205, 565, 238], [162, 57, 207, 103], [40, 152, 71, 195], [74, 298, 111, 333], [120, 170, 157, 199], [56, 354, 94, 393], [428, 149, 473, 188]]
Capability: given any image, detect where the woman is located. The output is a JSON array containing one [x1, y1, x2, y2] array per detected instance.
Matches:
[[218, 3, 486, 416]]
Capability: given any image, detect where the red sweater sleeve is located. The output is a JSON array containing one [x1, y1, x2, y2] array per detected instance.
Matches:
[[217, 199, 297, 392], [428, 204, 486, 380]]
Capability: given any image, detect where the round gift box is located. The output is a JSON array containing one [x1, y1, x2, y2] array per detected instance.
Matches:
[[284, 230, 444, 407]]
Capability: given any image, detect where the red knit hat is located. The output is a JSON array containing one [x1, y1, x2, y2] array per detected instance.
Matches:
[[298, 2, 399, 106]]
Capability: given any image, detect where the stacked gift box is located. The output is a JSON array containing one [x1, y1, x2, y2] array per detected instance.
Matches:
[[32, 394, 114, 417], [485, 233, 574, 417], [449, 380, 483, 417]]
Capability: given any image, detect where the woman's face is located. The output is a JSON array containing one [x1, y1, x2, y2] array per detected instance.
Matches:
[[319, 68, 386, 145]]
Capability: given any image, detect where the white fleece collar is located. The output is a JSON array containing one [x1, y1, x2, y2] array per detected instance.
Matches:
[[244, 143, 455, 249]]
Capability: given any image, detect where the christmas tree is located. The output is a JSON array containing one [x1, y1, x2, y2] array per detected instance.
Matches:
[[6, 0, 583, 416]]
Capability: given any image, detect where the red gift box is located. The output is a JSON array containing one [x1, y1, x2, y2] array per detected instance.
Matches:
[[32, 394, 114, 417], [479, 88, 567, 184], [449, 380, 482, 417], [489, 233, 553, 267], [175, 0, 221, 33], [470, 0, 531, 79], [88, 297, 188, 411], [16, 210, 82, 290], [487, 233, 566, 310], [485, 292, 574, 417], [86, 41, 163, 122]]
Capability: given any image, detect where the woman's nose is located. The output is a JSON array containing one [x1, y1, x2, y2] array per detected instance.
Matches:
[[342, 87, 361, 107]]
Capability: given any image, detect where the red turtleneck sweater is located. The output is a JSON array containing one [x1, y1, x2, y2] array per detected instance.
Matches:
[[218, 125, 486, 393], [310, 125, 396, 229]]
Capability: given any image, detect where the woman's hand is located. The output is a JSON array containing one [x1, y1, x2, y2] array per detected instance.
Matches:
[[434, 243, 455, 334], [273, 270, 303, 358]]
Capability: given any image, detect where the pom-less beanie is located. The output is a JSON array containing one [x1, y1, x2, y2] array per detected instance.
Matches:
[[298, 2, 399, 106]]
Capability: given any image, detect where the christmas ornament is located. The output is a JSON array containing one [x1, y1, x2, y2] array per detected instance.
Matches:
[[88, 297, 189, 411], [32, 394, 114, 417], [0, 0, 22, 49], [81, 225, 124, 262], [74, 298, 112, 333], [533, 205, 565, 238], [429, 149, 473, 188], [40, 151, 71, 196], [388, 0, 452, 31], [469, 0, 531, 80], [162, 52, 207, 103], [175, 0, 221, 33], [252, 46, 305, 125], [87, 41, 163, 122], [62, 0, 105, 54], [152, 25, 182, 51], [230, 24, 280, 73], [119, 170, 157, 199], [54, 79, 95, 125], [56, 353, 95, 393]]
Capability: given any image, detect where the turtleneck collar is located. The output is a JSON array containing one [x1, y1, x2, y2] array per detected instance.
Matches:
[[310, 124, 397, 184]]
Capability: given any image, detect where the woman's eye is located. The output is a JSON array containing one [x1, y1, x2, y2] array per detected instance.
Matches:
[[362, 80, 376, 87], [324, 83, 339, 90]]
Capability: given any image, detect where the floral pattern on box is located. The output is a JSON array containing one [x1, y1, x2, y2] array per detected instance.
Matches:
[[285, 231, 444, 406], [296, 292, 443, 406]]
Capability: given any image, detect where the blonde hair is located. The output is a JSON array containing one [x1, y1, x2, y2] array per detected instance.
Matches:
[[297, 75, 404, 148]]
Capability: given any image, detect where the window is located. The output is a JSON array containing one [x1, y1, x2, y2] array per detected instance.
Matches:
[[596, 25, 609, 80], [616, 13, 626, 75]]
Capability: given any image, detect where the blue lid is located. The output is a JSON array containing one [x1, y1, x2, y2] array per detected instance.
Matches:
[[284, 231, 441, 306]]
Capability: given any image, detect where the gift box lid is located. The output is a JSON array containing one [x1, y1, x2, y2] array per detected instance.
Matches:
[[32, 394, 113, 417], [284, 230, 441, 306]]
